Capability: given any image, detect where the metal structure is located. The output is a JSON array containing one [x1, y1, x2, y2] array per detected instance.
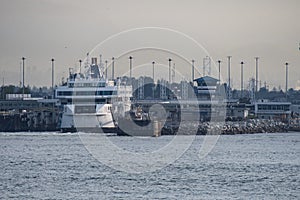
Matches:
[[172, 63, 175, 83], [255, 57, 259, 92], [203, 56, 211, 76], [105, 60, 108, 78], [191, 60, 195, 82], [160, 79, 167, 99], [181, 80, 188, 100], [138, 76, 144, 100]]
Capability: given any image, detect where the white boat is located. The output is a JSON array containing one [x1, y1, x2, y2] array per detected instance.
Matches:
[[55, 57, 132, 132]]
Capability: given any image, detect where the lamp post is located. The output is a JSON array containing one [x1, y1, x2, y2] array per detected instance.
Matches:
[[22, 57, 25, 99], [168, 58, 172, 84], [129, 56, 133, 79], [105, 60, 108, 78], [285, 62, 289, 99], [79, 59, 82, 74], [217, 60, 221, 84], [241, 61, 244, 98], [255, 57, 259, 92], [227, 56, 231, 90], [152, 61, 155, 99], [51, 58, 55, 98], [191, 59, 195, 82], [112, 57, 115, 80]]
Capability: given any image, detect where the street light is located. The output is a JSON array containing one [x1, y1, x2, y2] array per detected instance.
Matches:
[[285, 62, 289, 99], [191, 59, 195, 82], [51, 58, 55, 98], [129, 56, 133, 79], [168, 58, 172, 83], [217, 60, 221, 83], [152, 61, 155, 99], [22, 57, 26, 99], [240, 61, 244, 98]]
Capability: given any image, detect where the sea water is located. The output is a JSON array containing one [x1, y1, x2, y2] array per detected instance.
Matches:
[[0, 132, 299, 199]]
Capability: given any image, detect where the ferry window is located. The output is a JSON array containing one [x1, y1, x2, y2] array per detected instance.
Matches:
[[258, 105, 262, 110], [284, 105, 289, 111], [58, 91, 72, 96], [75, 91, 95, 96], [95, 99, 106, 103], [98, 82, 105, 87], [103, 91, 113, 95], [96, 91, 102, 95]]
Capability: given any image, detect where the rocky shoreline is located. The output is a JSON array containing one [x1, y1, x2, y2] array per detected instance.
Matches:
[[162, 119, 292, 135]]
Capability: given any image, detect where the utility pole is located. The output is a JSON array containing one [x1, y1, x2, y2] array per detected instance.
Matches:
[[22, 57, 25, 99]]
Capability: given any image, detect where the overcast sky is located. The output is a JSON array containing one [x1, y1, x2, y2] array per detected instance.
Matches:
[[0, 0, 299, 90]]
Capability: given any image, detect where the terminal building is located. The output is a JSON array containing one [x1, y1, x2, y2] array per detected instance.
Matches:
[[253, 100, 291, 121]]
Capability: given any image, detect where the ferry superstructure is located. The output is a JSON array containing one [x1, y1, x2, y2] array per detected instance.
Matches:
[[55, 57, 132, 132]]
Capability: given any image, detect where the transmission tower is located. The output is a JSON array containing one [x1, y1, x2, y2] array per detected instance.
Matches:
[[138, 76, 144, 100], [203, 56, 211, 76], [160, 79, 167, 99], [181, 80, 188, 100]]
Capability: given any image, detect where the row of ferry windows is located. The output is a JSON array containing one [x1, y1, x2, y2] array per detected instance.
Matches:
[[57, 91, 114, 96], [68, 82, 106, 88]]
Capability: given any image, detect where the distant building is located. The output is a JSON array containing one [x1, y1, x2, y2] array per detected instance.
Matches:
[[291, 104, 300, 117], [193, 76, 219, 100], [254, 100, 291, 121], [226, 99, 249, 120], [6, 93, 31, 100]]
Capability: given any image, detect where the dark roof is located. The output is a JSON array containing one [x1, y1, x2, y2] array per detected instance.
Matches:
[[193, 76, 219, 83]]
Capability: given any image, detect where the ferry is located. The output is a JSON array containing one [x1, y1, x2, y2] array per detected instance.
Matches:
[[55, 57, 132, 132]]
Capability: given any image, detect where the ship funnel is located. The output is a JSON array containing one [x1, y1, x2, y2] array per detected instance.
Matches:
[[91, 57, 97, 65]]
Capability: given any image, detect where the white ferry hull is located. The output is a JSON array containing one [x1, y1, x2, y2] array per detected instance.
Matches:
[[60, 104, 116, 132]]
